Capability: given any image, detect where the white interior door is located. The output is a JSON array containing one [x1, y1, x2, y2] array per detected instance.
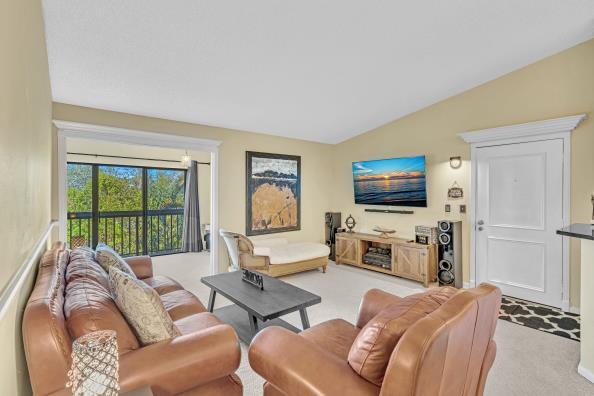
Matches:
[[476, 139, 564, 307]]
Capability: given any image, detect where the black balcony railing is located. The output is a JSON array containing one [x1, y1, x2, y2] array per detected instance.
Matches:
[[67, 209, 184, 256]]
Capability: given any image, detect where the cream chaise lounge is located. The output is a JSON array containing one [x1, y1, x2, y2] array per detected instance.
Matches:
[[220, 230, 330, 277]]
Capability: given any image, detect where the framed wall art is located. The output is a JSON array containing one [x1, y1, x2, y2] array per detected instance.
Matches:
[[246, 151, 301, 236]]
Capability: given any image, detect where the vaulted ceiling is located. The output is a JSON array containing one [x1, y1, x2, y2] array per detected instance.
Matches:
[[42, 1, 593, 143]]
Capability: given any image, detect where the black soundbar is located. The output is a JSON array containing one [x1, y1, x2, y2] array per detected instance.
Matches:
[[364, 209, 414, 214]]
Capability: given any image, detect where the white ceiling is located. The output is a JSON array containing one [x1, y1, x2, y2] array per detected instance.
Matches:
[[42, 1, 593, 144]]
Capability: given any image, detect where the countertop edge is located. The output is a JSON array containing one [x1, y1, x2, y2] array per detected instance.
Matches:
[[557, 223, 594, 241]]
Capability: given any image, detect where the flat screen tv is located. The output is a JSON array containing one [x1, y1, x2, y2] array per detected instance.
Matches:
[[352, 155, 427, 207]]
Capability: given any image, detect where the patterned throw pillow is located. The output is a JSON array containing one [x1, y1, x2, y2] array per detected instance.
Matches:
[[108, 267, 181, 345], [95, 243, 136, 278]]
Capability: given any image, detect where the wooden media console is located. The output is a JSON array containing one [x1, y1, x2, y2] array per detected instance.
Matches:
[[335, 232, 437, 287]]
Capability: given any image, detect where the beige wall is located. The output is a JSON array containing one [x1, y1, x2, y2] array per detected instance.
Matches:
[[0, 0, 53, 394], [52, 103, 334, 271], [66, 139, 211, 224], [332, 39, 594, 308]]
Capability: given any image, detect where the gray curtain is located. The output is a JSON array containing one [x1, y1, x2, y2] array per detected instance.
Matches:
[[182, 160, 203, 252]]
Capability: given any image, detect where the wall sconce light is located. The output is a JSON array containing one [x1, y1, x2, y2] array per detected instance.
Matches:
[[449, 156, 462, 169]]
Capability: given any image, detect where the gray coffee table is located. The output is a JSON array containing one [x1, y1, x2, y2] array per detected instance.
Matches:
[[201, 271, 321, 343]]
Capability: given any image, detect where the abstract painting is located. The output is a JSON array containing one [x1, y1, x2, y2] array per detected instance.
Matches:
[[246, 151, 301, 235]]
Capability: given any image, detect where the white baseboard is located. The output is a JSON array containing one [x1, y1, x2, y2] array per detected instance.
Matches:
[[578, 362, 594, 383], [463, 280, 475, 289], [569, 306, 581, 315]]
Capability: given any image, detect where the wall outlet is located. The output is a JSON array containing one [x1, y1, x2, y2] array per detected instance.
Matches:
[[460, 204, 466, 213], [445, 204, 451, 213]]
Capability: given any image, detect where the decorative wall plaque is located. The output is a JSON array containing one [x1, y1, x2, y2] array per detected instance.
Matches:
[[448, 181, 464, 199]]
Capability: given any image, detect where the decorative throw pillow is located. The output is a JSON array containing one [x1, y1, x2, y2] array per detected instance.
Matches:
[[96, 243, 136, 278], [108, 267, 181, 345], [348, 287, 458, 386]]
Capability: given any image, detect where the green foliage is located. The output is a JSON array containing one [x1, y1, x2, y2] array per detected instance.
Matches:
[[98, 166, 142, 212], [67, 165, 186, 213], [66, 164, 187, 256], [148, 169, 185, 210], [67, 164, 92, 212]]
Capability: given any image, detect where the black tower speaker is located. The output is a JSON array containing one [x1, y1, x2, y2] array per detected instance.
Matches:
[[437, 220, 463, 288], [325, 212, 341, 261]]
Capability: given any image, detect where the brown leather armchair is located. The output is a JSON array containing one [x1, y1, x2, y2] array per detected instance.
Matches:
[[249, 284, 501, 396], [23, 242, 243, 396]]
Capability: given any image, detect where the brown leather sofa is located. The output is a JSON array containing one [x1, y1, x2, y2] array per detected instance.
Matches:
[[249, 284, 501, 396], [23, 242, 243, 396]]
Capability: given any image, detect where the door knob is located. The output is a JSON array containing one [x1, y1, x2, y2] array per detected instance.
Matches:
[[478, 226, 484, 231], [477, 220, 484, 225]]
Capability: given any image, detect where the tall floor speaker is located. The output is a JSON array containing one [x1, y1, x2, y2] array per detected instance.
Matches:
[[437, 220, 463, 288], [325, 212, 341, 261]]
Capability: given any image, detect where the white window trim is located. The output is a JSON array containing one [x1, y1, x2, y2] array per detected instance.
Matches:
[[459, 114, 586, 311], [55, 120, 221, 275]]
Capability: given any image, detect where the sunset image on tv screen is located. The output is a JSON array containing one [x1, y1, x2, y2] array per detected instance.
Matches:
[[352, 155, 427, 207]]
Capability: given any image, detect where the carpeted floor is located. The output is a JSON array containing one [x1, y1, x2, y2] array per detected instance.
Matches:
[[153, 252, 594, 396]]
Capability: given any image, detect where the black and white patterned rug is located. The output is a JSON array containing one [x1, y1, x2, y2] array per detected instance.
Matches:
[[498, 296, 580, 341]]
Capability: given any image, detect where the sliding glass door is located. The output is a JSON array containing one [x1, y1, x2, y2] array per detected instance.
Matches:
[[67, 162, 186, 256], [146, 168, 185, 254], [66, 163, 93, 249]]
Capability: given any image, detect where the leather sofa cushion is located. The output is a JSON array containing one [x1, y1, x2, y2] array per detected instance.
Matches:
[[142, 275, 184, 295], [175, 312, 224, 335], [70, 246, 96, 260], [109, 268, 181, 345], [300, 319, 360, 360], [66, 252, 109, 290], [160, 290, 207, 321], [409, 286, 459, 306], [348, 287, 458, 385], [64, 276, 140, 353]]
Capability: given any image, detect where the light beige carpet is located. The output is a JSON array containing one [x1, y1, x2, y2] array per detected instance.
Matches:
[[154, 252, 594, 396]]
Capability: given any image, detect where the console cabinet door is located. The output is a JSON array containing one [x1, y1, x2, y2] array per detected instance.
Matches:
[[394, 246, 426, 281], [336, 237, 358, 265]]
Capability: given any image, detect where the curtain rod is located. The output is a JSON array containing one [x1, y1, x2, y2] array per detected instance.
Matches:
[[67, 152, 211, 165]]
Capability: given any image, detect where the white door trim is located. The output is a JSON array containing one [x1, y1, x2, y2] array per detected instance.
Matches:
[[55, 120, 222, 275], [459, 114, 586, 310]]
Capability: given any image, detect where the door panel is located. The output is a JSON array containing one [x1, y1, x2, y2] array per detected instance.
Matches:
[[476, 139, 563, 307], [486, 237, 545, 291], [488, 154, 545, 229]]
